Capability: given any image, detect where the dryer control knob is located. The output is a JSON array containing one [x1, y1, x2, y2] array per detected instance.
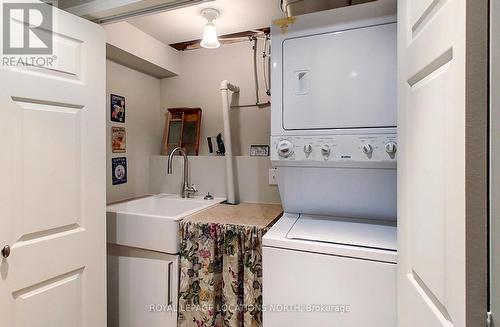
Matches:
[[362, 143, 373, 155], [321, 144, 331, 156], [277, 140, 293, 158], [303, 144, 313, 155], [385, 142, 397, 154]]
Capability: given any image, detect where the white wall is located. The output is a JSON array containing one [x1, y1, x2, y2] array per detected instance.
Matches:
[[157, 40, 279, 204], [106, 40, 280, 205], [105, 22, 181, 76], [106, 60, 163, 203], [160, 40, 271, 156], [150, 155, 281, 204]]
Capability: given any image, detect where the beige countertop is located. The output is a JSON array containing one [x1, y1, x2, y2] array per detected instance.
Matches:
[[184, 202, 283, 228]]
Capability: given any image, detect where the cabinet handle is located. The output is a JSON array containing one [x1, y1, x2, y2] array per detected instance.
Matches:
[[167, 261, 173, 306]]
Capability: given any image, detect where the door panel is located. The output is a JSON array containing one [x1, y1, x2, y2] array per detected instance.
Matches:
[[0, 1, 106, 326], [407, 66, 448, 307], [15, 99, 82, 236], [398, 0, 487, 326], [13, 268, 84, 327]]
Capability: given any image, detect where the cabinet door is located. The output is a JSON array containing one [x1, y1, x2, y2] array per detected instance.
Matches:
[[107, 244, 179, 327]]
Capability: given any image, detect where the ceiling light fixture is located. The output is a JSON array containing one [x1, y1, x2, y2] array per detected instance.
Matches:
[[200, 8, 220, 49]]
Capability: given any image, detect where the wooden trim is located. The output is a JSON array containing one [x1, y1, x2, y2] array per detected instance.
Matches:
[[179, 110, 185, 149], [465, 0, 489, 324], [489, 0, 500, 323], [169, 27, 270, 51], [161, 112, 170, 155], [195, 110, 202, 155]]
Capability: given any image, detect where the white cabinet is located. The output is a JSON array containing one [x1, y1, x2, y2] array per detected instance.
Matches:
[[107, 244, 179, 327]]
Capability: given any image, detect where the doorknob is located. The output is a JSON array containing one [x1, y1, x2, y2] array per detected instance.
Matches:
[[2, 245, 10, 258]]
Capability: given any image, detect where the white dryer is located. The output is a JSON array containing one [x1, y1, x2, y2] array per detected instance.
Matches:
[[263, 1, 398, 326]]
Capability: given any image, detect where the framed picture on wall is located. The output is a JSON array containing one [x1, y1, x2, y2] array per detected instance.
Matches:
[[111, 127, 126, 153], [112, 157, 127, 185], [110, 94, 125, 123]]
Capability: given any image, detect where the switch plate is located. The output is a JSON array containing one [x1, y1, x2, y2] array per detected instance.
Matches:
[[269, 168, 278, 185]]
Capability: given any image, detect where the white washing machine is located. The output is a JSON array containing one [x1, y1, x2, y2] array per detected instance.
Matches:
[[263, 214, 396, 326], [263, 1, 398, 326]]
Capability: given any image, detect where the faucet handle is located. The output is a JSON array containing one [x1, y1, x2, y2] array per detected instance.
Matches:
[[186, 184, 197, 196]]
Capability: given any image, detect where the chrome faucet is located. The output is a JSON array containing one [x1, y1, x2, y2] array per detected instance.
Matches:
[[167, 147, 197, 198]]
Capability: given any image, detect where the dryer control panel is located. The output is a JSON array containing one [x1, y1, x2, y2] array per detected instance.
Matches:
[[271, 134, 397, 167]]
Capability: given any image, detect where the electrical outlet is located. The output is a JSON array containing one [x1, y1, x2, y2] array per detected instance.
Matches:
[[269, 168, 278, 185]]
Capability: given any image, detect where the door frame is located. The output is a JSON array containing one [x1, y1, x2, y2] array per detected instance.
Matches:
[[465, 0, 489, 325], [490, 0, 500, 324]]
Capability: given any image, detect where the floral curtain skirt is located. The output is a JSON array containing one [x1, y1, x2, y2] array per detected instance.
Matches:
[[178, 221, 268, 327]]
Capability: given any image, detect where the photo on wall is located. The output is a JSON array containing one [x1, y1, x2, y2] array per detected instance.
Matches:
[[110, 94, 125, 123], [112, 157, 127, 185], [111, 127, 126, 153]]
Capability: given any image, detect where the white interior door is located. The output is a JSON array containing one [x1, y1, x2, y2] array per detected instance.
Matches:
[[398, 0, 487, 326], [0, 1, 106, 326]]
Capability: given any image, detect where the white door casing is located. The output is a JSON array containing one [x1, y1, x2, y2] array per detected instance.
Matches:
[[0, 1, 106, 326], [491, 0, 500, 324], [398, 0, 487, 327]]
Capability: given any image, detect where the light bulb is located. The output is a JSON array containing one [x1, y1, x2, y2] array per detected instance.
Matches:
[[200, 22, 220, 49]]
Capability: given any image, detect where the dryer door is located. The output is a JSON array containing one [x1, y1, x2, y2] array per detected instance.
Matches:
[[282, 23, 397, 130]]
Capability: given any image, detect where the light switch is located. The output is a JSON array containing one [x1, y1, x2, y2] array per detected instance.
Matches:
[[269, 168, 278, 185]]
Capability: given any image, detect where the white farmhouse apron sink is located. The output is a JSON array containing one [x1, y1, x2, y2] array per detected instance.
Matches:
[[106, 194, 223, 253]]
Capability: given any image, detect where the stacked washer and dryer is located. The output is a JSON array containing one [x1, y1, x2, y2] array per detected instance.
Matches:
[[263, 1, 397, 326]]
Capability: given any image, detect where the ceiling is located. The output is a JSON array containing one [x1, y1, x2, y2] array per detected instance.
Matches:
[[126, 0, 283, 46]]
